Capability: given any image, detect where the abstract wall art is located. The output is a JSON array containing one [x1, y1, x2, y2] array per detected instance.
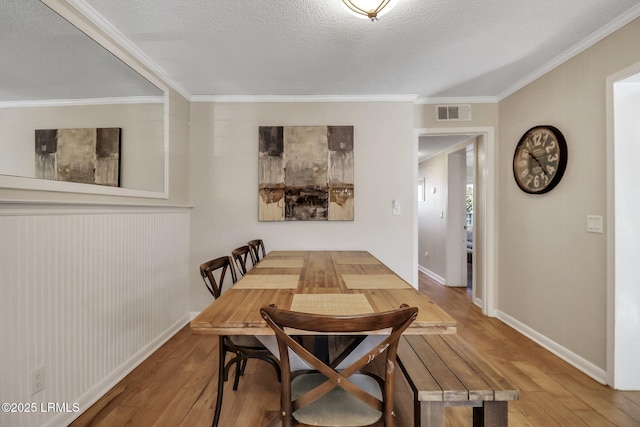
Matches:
[[258, 125, 354, 221], [35, 127, 121, 187]]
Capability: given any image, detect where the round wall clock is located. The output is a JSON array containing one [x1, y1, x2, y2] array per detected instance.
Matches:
[[513, 125, 568, 194]]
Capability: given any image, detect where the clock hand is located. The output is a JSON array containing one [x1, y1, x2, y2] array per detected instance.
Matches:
[[528, 152, 547, 176]]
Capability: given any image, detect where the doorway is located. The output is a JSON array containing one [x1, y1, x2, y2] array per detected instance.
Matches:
[[606, 64, 640, 389], [414, 127, 496, 316]]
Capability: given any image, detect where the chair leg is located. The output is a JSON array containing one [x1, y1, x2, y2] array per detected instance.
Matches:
[[239, 357, 248, 376], [212, 336, 226, 427], [233, 354, 243, 390]]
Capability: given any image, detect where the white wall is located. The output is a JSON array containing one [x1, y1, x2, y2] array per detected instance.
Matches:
[[498, 17, 640, 382], [189, 101, 415, 311]]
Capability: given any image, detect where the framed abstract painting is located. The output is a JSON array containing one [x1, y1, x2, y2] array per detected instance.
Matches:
[[258, 125, 354, 221]]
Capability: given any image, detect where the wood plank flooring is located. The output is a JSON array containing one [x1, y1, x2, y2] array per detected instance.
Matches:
[[70, 272, 640, 426]]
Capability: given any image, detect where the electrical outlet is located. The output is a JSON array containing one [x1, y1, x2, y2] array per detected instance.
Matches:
[[30, 366, 45, 395]]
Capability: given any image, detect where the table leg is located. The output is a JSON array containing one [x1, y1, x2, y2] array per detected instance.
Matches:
[[212, 335, 225, 427], [473, 401, 508, 427], [420, 401, 445, 427]]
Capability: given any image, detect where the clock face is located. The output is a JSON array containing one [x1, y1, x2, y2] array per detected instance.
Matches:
[[513, 125, 567, 194]]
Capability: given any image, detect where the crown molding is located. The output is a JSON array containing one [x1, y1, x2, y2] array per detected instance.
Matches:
[[415, 96, 498, 105], [0, 96, 164, 109], [191, 94, 419, 103], [497, 3, 640, 101]]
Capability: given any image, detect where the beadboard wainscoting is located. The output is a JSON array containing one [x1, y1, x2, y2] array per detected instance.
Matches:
[[0, 203, 191, 427]]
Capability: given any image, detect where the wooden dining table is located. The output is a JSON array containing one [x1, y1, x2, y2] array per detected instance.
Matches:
[[191, 250, 456, 336]]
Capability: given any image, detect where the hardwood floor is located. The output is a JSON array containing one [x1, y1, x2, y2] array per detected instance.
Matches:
[[70, 272, 640, 426]]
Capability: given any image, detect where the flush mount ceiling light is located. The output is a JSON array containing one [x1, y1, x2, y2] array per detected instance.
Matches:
[[341, 0, 399, 21]]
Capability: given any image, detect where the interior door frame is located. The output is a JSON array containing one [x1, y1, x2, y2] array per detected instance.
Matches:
[[606, 61, 640, 388], [413, 127, 497, 317]]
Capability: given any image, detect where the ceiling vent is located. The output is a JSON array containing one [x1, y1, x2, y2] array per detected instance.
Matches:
[[436, 104, 472, 121]]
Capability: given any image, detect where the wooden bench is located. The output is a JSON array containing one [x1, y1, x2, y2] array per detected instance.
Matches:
[[396, 334, 519, 427]]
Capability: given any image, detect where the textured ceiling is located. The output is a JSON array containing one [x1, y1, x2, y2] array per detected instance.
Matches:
[[76, 0, 640, 100], [3, 0, 640, 102]]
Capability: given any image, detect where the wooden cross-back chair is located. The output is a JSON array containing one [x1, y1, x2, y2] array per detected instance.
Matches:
[[199, 256, 235, 299], [260, 304, 418, 427], [231, 245, 256, 276], [199, 256, 281, 427], [248, 238, 266, 262]]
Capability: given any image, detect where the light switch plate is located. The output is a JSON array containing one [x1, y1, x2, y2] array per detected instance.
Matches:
[[587, 215, 603, 233], [392, 200, 401, 215]]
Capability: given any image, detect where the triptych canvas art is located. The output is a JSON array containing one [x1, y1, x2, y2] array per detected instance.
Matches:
[[258, 125, 354, 221]]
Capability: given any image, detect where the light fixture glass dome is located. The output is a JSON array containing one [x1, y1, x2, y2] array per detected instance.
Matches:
[[341, 0, 399, 21]]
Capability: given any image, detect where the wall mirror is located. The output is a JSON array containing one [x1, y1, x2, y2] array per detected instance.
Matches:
[[0, 0, 168, 198]]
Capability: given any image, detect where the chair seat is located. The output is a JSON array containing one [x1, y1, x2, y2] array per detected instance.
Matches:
[[291, 372, 382, 426], [228, 335, 265, 348]]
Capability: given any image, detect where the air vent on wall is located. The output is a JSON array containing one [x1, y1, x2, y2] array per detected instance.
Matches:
[[436, 104, 472, 121]]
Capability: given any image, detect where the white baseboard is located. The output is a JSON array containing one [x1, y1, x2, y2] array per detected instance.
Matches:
[[418, 265, 445, 284], [50, 313, 191, 427], [497, 310, 607, 384], [472, 295, 483, 308]]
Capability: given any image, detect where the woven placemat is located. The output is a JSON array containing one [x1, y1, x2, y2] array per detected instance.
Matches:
[[268, 251, 308, 257], [342, 274, 411, 289], [290, 293, 373, 315], [333, 256, 381, 265], [256, 258, 305, 268], [233, 275, 300, 289]]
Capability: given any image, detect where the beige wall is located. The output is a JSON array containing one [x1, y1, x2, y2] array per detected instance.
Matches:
[[189, 101, 415, 311], [498, 17, 640, 373], [166, 90, 191, 206]]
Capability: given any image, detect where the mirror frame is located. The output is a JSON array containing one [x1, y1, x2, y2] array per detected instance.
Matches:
[[0, 0, 169, 199]]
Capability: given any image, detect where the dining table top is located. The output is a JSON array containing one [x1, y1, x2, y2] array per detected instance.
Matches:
[[190, 250, 457, 336]]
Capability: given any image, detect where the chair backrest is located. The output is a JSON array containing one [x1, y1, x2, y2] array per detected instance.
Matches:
[[260, 304, 418, 427], [231, 245, 256, 276], [247, 239, 266, 262], [199, 256, 237, 299]]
